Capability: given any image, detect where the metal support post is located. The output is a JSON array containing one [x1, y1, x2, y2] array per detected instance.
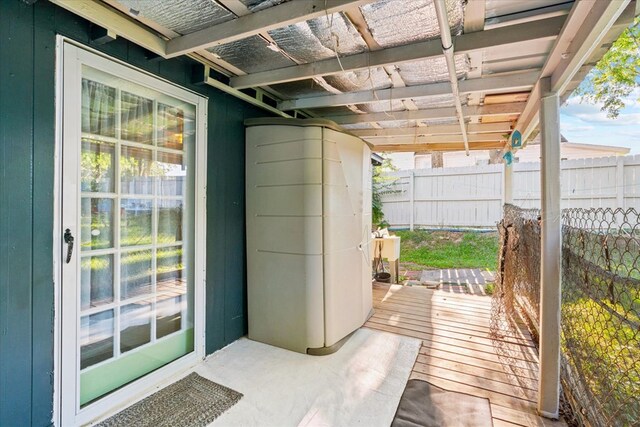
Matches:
[[538, 77, 561, 419], [504, 163, 513, 205]]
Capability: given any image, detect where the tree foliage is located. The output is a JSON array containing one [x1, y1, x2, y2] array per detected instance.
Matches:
[[576, 17, 640, 119], [372, 157, 400, 229]]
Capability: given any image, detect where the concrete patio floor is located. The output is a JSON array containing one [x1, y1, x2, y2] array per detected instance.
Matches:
[[198, 328, 421, 426]]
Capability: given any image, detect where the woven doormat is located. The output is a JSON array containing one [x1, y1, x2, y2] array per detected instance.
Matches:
[[97, 373, 242, 427]]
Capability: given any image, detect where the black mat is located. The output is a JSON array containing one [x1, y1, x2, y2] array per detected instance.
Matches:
[[97, 373, 242, 427], [392, 379, 493, 427]]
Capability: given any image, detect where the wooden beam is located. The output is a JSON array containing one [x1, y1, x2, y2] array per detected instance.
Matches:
[[481, 114, 520, 124], [279, 70, 539, 110], [362, 133, 507, 145], [343, 6, 383, 50], [165, 0, 373, 58], [550, 0, 631, 94], [50, 0, 166, 55], [327, 102, 526, 124], [216, 0, 253, 17], [102, 0, 250, 76], [52, 0, 296, 120], [463, 0, 486, 33], [349, 122, 512, 137], [513, 0, 632, 143], [90, 25, 117, 45], [230, 15, 566, 89], [484, 92, 529, 105], [373, 141, 504, 153], [484, 2, 572, 29], [344, 6, 389, 128]]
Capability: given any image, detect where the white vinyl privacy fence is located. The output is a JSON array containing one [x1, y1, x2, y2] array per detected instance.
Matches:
[[380, 154, 640, 229]]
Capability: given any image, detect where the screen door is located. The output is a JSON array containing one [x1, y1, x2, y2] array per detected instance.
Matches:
[[59, 42, 206, 425]]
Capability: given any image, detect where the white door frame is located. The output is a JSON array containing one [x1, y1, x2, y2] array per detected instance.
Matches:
[[54, 37, 207, 426]]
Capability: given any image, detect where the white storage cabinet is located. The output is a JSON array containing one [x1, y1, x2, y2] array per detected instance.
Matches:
[[245, 118, 373, 354]]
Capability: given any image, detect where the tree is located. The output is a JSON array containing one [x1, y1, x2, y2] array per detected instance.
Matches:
[[372, 157, 399, 229], [575, 17, 640, 119]]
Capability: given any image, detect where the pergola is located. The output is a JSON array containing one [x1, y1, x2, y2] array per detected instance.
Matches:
[[51, 0, 637, 419]]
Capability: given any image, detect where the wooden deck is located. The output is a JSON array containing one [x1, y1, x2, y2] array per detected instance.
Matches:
[[365, 283, 565, 427]]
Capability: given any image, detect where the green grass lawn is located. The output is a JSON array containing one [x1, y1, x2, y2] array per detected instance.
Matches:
[[393, 229, 499, 270]]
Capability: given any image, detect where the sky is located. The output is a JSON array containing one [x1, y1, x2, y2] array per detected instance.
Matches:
[[560, 89, 640, 154]]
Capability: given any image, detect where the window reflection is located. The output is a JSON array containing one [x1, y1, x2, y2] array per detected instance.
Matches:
[[120, 91, 153, 143], [121, 249, 153, 300], [80, 310, 114, 369], [120, 303, 152, 353], [82, 79, 116, 137]]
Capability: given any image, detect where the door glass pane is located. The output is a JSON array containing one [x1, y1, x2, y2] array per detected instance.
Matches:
[[81, 139, 115, 193], [120, 91, 153, 144], [121, 146, 153, 195], [158, 200, 183, 244], [82, 79, 116, 137], [81, 255, 114, 310], [81, 198, 114, 250], [157, 296, 184, 339], [120, 302, 152, 353], [120, 199, 152, 247], [77, 65, 196, 407], [157, 152, 185, 197], [157, 103, 184, 149], [80, 310, 114, 370], [157, 246, 184, 288], [156, 247, 185, 339], [121, 249, 152, 300]]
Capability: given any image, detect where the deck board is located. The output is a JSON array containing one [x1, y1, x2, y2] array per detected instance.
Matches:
[[364, 283, 565, 427]]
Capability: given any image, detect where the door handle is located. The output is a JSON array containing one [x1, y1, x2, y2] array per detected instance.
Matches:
[[64, 228, 74, 264]]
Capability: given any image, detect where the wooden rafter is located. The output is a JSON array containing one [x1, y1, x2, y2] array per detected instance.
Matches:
[[230, 15, 566, 89], [372, 141, 505, 153], [277, 64, 539, 111], [327, 102, 526, 125], [165, 0, 374, 58]]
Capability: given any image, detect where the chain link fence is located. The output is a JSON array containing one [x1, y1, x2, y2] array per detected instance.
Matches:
[[492, 204, 640, 426]]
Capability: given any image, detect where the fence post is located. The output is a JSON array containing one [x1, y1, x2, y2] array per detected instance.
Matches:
[[616, 156, 624, 208], [538, 77, 561, 419], [409, 171, 415, 230]]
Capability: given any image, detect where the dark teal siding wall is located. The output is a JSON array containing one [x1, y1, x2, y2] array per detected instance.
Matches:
[[0, 1, 263, 425]]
